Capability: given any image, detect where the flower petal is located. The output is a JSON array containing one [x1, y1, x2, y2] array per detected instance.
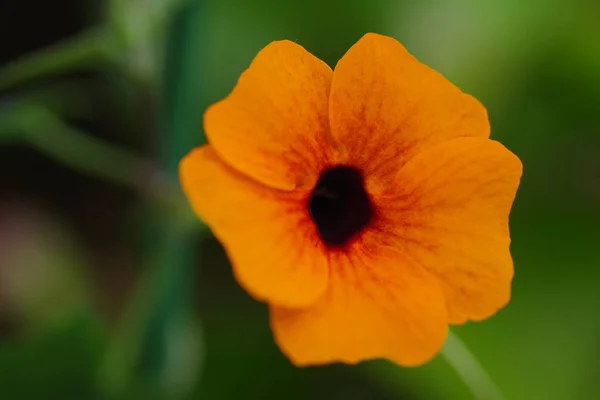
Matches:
[[379, 138, 522, 324], [270, 245, 447, 366], [329, 33, 489, 194], [179, 146, 329, 307], [204, 40, 335, 191]]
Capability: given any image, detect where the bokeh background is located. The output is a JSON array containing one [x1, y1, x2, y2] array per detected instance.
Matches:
[[1, 0, 599, 399]]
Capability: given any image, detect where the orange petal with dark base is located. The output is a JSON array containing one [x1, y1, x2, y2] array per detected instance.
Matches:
[[378, 138, 522, 324], [329, 33, 490, 195], [270, 245, 448, 366], [179, 146, 329, 308], [204, 40, 336, 191]]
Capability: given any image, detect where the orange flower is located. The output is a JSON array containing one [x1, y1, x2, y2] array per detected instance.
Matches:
[[180, 33, 522, 367]]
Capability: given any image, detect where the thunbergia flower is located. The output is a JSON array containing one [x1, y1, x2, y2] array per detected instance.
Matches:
[[180, 33, 522, 366]]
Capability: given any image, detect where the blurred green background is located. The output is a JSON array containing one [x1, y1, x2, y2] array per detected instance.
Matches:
[[0, 0, 599, 399]]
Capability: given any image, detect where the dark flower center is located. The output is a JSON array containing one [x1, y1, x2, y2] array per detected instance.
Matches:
[[308, 166, 373, 247]]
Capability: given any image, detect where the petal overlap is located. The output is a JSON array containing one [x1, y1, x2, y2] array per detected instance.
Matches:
[[271, 245, 447, 366], [180, 146, 329, 308], [378, 138, 522, 323], [205, 40, 336, 191], [329, 33, 490, 194]]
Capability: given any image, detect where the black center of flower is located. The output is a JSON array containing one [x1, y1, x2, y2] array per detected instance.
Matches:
[[308, 166, 373, 247]]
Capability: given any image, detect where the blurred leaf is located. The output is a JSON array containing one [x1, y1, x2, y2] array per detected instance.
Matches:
[[0, 315, 106, 400]]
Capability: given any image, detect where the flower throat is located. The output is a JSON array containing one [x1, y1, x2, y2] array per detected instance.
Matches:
[[308, 166, 373, 247]]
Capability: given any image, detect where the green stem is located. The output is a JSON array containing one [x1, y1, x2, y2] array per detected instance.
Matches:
[[98, 219, 191, 394], [1, 101, 162, 195], [98, 214, 203, 397], [0, 27, 118, 92], [98, 2, 208, 396], [441, 331, 507, 400]]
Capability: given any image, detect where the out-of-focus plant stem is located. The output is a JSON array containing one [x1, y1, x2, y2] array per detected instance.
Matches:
[[440, 330, 507, 400], [368, 330, 506, 400], [0, 101, 167, 198], [99, 211, 201, 396], [100, 1, 207, 397], [0, 28, 120, 92]]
